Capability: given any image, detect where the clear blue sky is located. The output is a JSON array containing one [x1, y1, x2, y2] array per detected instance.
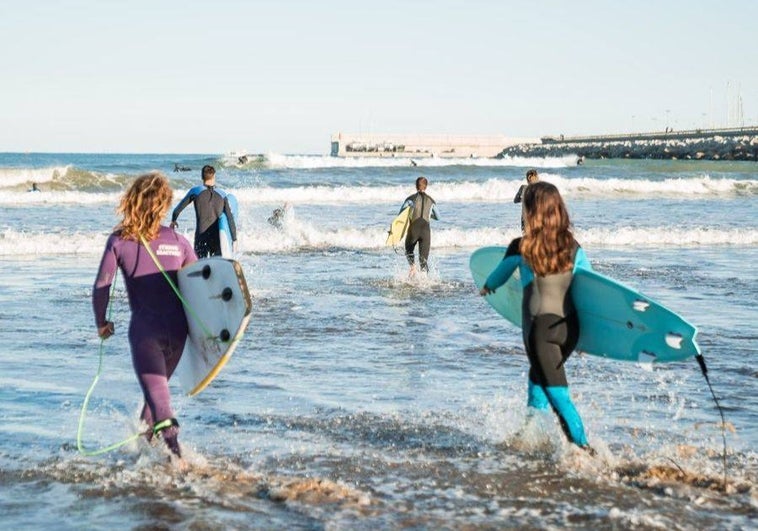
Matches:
[[1, 0, 756, 154]]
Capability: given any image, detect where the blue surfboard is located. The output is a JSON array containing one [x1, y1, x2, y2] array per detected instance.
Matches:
[[218, 193, 238, 258], [469, 246, 701, 363]]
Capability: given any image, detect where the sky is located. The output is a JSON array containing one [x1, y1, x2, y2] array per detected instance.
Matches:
[[1, 0, 756, 154]]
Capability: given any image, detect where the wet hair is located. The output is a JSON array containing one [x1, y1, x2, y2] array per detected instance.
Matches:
[[415, 176, 428, 191], [116, 172, 173, 241], [525, 169, 538, 182], [202, 165, 216, 182], [519, 181, 575, 276]]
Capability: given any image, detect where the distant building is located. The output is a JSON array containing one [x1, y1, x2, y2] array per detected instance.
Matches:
[[330, 133, 538, 158]]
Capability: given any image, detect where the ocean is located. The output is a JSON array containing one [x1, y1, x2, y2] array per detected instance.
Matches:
[[0, 152, 756, 529]]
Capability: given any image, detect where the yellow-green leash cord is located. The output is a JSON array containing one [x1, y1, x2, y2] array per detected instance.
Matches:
[[78, 235, 231, 456], [77, 235, 210, 456], [77, 270, 146, 456], [139, 234, 216, 340], [139, 235, 243, 344]]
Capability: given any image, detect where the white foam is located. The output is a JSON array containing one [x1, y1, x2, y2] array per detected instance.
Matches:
[[2, 223, 756, 257], [0, 228, 109, 256], [1, 174, 754, 207], [258, 152, 579, 169], [0, 165, 70, 187], [0, 189, 120, 205]]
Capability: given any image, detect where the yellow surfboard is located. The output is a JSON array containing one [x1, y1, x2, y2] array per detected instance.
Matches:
[[386, 206, 412, 246]]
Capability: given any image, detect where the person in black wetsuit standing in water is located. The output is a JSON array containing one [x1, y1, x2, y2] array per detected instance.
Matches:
[[399, 176, 439, 275], [170, 165, 237, 257], [514, 169, 539, 232]]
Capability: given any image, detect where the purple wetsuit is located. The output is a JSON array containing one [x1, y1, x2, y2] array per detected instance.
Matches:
[[92, 226, 197, 455]]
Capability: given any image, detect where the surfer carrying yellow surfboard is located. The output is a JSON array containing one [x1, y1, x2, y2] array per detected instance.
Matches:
[[93, 173, 197, 464], [398, 176, 439, 274], [479, 181, 593, 452]]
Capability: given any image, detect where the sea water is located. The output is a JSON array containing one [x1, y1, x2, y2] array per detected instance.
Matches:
[[0, 152, 756, 529]]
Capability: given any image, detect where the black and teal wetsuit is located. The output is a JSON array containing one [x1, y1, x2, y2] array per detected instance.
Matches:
[[484, 237, 591, 447], [400, 191, 439, 272], [172, 185, 236, 258]]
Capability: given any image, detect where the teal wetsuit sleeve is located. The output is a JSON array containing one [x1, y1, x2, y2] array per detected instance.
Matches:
[[484, 254, 520, 291], [399, 198, 413, 214], [172, 187, 199, 222], [573, 247, 593, 272]]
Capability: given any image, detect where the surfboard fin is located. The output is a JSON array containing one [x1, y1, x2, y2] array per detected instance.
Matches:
[[637, 350, 657, 368], [665, 333, 684, 349]]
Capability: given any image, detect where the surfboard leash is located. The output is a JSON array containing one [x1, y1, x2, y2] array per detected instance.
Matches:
[[139, 234, 218, 342], [694, 353, 728, 491], [77, 269, 149, 456]]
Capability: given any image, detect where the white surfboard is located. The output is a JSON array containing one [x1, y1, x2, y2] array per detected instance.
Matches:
[[174, 257, 252, 396]]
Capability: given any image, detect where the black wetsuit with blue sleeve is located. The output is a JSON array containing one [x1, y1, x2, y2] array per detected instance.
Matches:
[[484, 237, 592, 447], [171, 185, 236, 258]]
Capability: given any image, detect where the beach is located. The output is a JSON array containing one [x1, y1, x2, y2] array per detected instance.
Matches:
[[0, 153, 756, 529]]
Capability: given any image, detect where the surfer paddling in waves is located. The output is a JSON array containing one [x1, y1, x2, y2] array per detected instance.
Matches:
[[398, 176, 439, 275], [93, 172, 197, 466], [479, 181, 594, 453]]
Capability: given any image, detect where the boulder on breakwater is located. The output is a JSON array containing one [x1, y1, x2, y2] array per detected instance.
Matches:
[[498, 127, 758, 161]]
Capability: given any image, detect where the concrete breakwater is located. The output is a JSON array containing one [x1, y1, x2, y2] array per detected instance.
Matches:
[[330, 133, 538, 158], [498, 126, 758, 161]]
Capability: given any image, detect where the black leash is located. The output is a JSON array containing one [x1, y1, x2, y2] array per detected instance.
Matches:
[[695, 353, 728, 491]]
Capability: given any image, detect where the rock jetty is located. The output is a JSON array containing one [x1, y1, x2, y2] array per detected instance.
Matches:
[[498, 127, 758, 161]]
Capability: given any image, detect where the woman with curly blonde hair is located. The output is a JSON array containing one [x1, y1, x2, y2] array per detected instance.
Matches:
[[480, 181, 594, 452], [93, 172, 197, 462]]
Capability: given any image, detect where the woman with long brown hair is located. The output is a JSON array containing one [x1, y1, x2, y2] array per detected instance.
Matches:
[[480, 181, 593, 451], [92, 172, 196, 462]]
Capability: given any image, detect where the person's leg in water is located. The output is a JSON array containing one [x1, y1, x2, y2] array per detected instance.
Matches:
[[526, 316, 591, 450], [417, 222, 431, 273], [404, 223, 421, 275], [130, 320, 186, 460]]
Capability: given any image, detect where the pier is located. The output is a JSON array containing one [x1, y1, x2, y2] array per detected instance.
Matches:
[[330, 127, 758, 161], [330, 133, 538, 158]]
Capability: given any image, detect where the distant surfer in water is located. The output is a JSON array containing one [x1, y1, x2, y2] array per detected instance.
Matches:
[[267, 202, 290, 229], [170, 165, 237, 258], [513, 169, 539, 232], [92, 172, 197, 464], [29, 182, 41, 192], [480, 181, 593, 452], [399, 176, 439, 274]]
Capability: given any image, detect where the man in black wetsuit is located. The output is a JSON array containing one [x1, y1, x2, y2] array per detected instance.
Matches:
[[514, 169, 539, 231], [170, 165, 237, 258], [399, 176, 439, 274]]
